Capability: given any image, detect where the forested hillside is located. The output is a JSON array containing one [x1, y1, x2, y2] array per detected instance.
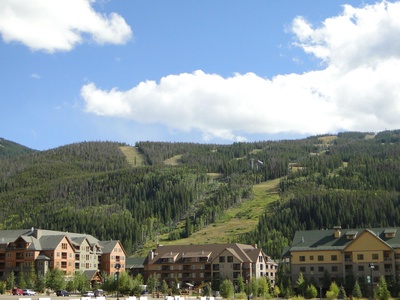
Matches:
[[239, 130, 400, 257], [1, 130, 400, 257], [0, 138, 37, 158]]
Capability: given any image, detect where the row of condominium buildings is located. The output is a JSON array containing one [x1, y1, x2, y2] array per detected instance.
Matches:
[[0, 228, 278, 287], [2, 226, 400, 289]]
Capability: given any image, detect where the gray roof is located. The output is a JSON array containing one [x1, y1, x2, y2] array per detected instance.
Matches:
[[99, 240, 119, 254], [0, 229, 33, 243]]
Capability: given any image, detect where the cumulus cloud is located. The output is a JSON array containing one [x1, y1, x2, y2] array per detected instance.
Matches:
[[0, 0, 132, 52], [81, 1, 400, 142]]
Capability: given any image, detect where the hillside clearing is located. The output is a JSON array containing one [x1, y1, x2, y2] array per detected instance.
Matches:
[[135, 178, 280, 255], [119, 146, 146, 167]]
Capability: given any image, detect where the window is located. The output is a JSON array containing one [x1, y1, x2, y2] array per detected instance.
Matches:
[[372, 254, 379, 260], [358, 265, 364, 271], [331, 255, 337, 261], [318, 255, 324, 261], [228, 256, 233, 262], [219, 256, 225, 263], [310, 266, 314, 272], [357, 254, 364, 260], [310, 255, 314, 260], [332, 266, 338, 272], [318, 266, 324, 272], [300, 256, 306, 262], [62, 243, 68, 249], [300, 267, 306, 272]]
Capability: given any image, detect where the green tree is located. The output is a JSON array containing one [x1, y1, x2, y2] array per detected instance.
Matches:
[[338, 285, 348, 300], [6, 271, 15, 290], [352, 281, 362, 298], [296, 271, 306, 296], [237, 275, 245, 293], [273, 285, 281, 298], [17, 269, 26, 289], [46, 268, 66, 291], [118, 271, 134, 295], [258, 277, 269, 298], [160, 280, 168, 295], [74, 271, 89, 293], [66, 280, 75, 293], [26, 264, 36, 289], [305, 284, 318, 299], [326, 282, 340, 300], [146, 273, 158, 297], [131, 274, 144, 296], [376, 276, 390, 300], [249, 277, 259, 297], [171, 276, 180, 296], [0, 281, 5, 294], [36, 275, 46, 293], [220, 279, 234, 299]]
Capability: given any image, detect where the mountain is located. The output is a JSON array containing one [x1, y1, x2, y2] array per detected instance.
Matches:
[[0, 138, 37, 159], [1, 130, 400, 258]]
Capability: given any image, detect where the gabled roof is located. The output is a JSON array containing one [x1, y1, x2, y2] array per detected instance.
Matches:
[[39, 235, 67, 250], [0, 229, 33, 244], [19, 235, 42, 250], [99, 240, 125, 255], [286, 227, 400, 254], [147, 243, 263, 265]]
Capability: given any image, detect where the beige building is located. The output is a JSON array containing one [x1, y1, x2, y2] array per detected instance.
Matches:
[[282, 226, 400, 287], [144, 243, 277, 288], [0, 228, 126, 284]]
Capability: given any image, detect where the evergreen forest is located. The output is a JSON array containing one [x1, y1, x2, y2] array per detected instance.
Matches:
[[1, 130, 400, 257]]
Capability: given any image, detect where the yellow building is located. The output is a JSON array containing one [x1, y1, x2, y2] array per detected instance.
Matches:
[[282, 226, 400, 287]]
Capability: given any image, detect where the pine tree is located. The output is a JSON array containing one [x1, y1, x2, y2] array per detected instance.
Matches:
[[377, 276, 390, 300], [352, 281, 362, 298]]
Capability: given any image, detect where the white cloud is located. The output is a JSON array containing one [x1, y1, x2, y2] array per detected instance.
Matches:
[[0, 0, 132, 52], [81, 1, 400, 142], [30, 73, 41, 79]]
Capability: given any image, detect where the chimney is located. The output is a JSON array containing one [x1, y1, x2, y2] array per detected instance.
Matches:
[[149, 250, 154, 261], [333, 226, 342, 238], [32, 228, 42, 239]]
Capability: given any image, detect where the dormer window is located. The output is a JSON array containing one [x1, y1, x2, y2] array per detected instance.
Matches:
[[346, 231, 358, 239], [384, 228, 396, 238]]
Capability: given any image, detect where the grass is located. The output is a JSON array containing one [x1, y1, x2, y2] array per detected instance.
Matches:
[[134, 178, 280, 256], [164, 155, 183, 166], [119, 146, 146, 167]]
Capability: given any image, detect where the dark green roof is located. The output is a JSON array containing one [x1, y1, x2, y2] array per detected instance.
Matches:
[[286, 227, 400, 254]]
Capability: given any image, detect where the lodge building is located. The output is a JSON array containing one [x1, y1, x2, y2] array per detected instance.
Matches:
[[282, 226, 400, 287], [143, 243, 277, 288], [0, 228, 126, 284]]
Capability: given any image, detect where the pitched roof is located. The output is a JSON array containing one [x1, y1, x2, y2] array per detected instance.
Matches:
[[286, 227, 400, 254], [0, 229, 33, 243], [99, 240, 123, 254], [147, 243, 261, 265]]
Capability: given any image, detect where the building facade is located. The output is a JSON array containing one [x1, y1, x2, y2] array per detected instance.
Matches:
[[0, 228, 126, 283], [144, 243, 277, 288], [282, 226, 400, 288]]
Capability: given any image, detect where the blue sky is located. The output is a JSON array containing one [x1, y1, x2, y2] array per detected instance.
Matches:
[[1, 0, 400, 150]]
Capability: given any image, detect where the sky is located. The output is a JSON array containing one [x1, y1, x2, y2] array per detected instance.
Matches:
[[1, 0, 400, 151]]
